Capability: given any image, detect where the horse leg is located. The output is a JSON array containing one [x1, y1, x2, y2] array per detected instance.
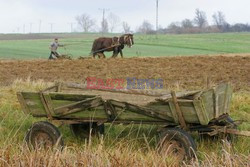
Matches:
[[112, 51, 115, 58], [112, 51, 116, 58], [102, 53, 106, 58], [112, 48, 119, 58], [120, 49, 123, 58], [96, 53, 101, 58], [99, 52, 105, 59]]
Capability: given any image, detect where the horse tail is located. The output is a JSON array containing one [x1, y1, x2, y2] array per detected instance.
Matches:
[[91, 39, 99, 55]]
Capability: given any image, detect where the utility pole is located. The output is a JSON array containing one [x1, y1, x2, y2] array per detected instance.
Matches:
[[68, 22, 75, 33], [30, 22, 33, 33], [17, 27, 20, 33], [49, 23, 54, 33], [38, 20, 42, 33], [156, 0, 159, 32], [99, 8, 109, 36], [23, 24, 26, 34]]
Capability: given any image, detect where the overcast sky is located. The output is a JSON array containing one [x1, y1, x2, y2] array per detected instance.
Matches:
[[0, 0, 249, 33]]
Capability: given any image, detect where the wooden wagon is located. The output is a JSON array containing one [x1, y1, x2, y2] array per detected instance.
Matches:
[[17, 83, 249, 160]]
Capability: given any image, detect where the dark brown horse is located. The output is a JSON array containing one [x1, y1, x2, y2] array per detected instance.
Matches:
[[91, 34, 134, 58]]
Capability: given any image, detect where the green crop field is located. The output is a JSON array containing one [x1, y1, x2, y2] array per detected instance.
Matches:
[[0, 32, 250, 59]]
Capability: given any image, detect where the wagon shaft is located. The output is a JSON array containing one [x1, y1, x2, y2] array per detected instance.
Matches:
[[217, 128, 250, 137]]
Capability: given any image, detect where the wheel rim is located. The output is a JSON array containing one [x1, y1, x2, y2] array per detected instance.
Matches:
[[32, 131, 53, 149], [160, 139, 186, 161]]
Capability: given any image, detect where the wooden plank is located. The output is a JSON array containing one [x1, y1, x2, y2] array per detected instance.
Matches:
[[111, 120, 170, 125], [193, 99, 210, 125], [109, 100, 169, 121], [200, 89, 214, 121], [56, 82, 62, 92], [223, 84, 232, 114], [213, 87, 219, 118], [59, 109, 107, 119], [116, 109, 165, 121], [171, 91, 187, 129], [52, 119, 108, 125], [18, 92, 47, 117], [49, 93, 96, 101], [17, 92, 30, 115], [179, 102, 200, 124], [21, 92, 42, 99], [225, 129, 250, 137], [156, 91, 200, 101], [223, 84, 229, 114], [105, 100, 118, 120], [63, 82, 169, 97], [168, 101, 179, 124], [41, 85, 58, 93], [146, 101, 175, 119], [54, 97, 104, 116], [40, 93, 53, 120], [42, 93, 56, 116], [54, 97, 101, 113], [51, 119, 169, 125], [215, 84, 228, 117]]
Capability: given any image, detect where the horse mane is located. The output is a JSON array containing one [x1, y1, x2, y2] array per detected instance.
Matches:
[[119, 34, 133, 44], [120, 34, 133, 37]]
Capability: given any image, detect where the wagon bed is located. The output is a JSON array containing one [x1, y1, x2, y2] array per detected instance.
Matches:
[[17, 83, 232, 126]]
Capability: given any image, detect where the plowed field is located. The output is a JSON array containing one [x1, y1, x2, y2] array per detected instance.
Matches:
[[0, 55, 249, 91]]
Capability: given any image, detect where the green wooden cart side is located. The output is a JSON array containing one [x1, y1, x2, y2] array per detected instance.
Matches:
[[17, 83, 233, 126]]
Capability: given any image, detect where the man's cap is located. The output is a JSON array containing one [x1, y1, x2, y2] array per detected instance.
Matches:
[[55, 38, 58, 40]]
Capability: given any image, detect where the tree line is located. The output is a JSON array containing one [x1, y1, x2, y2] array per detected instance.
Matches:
[[160, 9, 250, 34], [75, 12, 131, 33], [76, 9, 250, 34]]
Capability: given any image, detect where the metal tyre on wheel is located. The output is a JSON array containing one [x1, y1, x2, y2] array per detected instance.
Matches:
[[70, 122, 104, 139], [25, 121, 64, 150], [158, 128, 196, 161]]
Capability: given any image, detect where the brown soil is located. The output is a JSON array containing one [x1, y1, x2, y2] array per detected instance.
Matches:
[[0, 55, 249, 91]]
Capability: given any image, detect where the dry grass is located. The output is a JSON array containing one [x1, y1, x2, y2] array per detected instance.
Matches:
[[0, 140, 249, 167], [0, 79, 249, 166]]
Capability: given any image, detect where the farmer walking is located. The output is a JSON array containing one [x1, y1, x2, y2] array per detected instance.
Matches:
[[49, 38, 64, 60]]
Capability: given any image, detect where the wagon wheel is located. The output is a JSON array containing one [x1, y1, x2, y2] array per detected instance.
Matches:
[[70, 122, 104, 139], [158, 128, 196, 161], [25, 121, 64, 150]]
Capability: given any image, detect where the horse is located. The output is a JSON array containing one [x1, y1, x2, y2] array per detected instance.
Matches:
[[91, 34, 134, 58]]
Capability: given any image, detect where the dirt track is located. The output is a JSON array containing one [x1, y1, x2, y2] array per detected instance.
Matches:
[[0, 55, 249, 91]]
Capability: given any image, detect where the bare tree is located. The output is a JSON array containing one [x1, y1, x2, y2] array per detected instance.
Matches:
[[101, 19, 109, 33], [194, 9, 207, 28], [122, 22, 131, 33], [181, 19, 193, 28], [137, 20, 154, 34], [167, 22, 181, 33], [76, 14, 96, 32], [212, 11, 227, 31], [108, 13, 121, 33]]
